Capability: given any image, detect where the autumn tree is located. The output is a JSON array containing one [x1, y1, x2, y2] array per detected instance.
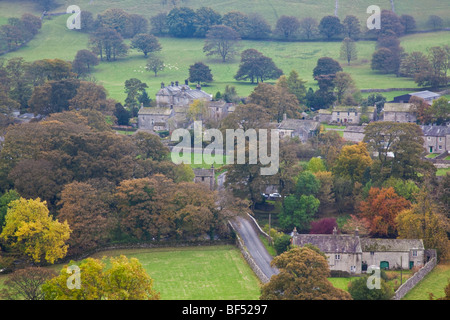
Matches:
[[0, 198, 71, 264], [72, 49, 99, 76], [69, 81, 108, 111], [0, 267, 57, 300], [222, 11, 249, 38], [124, 78, 148, 108], [260, 246, 352, 300], [364, 122, 435, 182], [166, 7, 197, 38], [58, 181, 113, 255], [131, 34, 162, 57], [146, 55, 165, 77], [274, 15, 300, 39], [299, 17, 318, 40], [234, 49, 283, 84], [340, 37, 358, 66], [318, 15, 343, 40], [342, 15, 361, 40], [332, 142, 372, 184], [203, 25, 241, 62], [396, 191, 450, 261], [89, 28, 128, 62], [43, 256, 160, 300], [333, 71, 358, 105], [248, 82, 300, 123], [400, 15, 416, 34], [348, 273, 393, 300], [359, 187, 411, 237], [193, 7, 222, 38], [115, 175, 176, 241], [96, 8, 134, 38], [188, 62, 213, 84]]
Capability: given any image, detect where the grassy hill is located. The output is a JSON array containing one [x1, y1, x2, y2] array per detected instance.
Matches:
[[3, 13, 449, 102], [5, 0, 449, 29]]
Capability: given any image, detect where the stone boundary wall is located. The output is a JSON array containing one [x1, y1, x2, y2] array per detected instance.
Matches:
[[246, 213, 271, 243], [228, 221, 270, 284], [392, 257, 437, 300]]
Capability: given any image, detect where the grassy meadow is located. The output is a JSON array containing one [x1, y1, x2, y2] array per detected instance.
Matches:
[[7, 0, 450, 28], [3, 13, 450, 103]]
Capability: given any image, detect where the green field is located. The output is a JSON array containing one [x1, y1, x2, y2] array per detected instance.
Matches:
[[403, 263, 450, 300], [5, 0, 449, 28], [1, 3, 449, 103], [0, 245, 261, 300]]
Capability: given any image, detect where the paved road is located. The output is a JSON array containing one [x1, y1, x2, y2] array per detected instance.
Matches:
[[231, 215, 278, 281]]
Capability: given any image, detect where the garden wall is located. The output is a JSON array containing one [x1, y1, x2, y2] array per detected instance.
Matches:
[[392, 256, 437, 300]]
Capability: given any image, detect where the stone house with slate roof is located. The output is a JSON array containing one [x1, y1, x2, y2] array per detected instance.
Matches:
[[193, 167, 215, 191], [420, 125, 450, 154], [382, 103, 417, 123], [156, 81, 212, 109], [291, 227, 426, 274], [277, 118, 321, 142], [138, 107, 173, 131]]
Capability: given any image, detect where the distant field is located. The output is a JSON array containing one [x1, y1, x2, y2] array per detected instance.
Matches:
[[1, 1, 449, 103], [20, 0, 450, 29]]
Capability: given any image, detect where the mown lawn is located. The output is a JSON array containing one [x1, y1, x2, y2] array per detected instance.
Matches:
[[0, 245, 262, 300], [436, 168, 450, 177]]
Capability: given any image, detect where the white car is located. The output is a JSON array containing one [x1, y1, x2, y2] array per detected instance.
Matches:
[[269, 193, 281, 198]]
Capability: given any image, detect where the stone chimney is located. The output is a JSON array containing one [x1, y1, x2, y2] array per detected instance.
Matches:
[[175, 81, 179, 86], [333, 226, 337, 235], [185, 79, 189, 85], [283, 113, 287, 121], [171, 81, 174, 86], [161, 82, 165, 89], [196, 84, 201, 90], [355, 227, 359, 237]]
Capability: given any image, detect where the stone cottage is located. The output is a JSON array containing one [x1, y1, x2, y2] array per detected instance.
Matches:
[[277, 118, 321, 142], [421, 125, 450, 154], [291, 228, 426, 274], [138, 107, 174, 131], [343, 125, 366, 143], [193, 167, 215, 191], [382, 103, 417, 123]]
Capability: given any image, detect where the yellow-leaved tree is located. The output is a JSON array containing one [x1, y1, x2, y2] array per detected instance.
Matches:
[[0, 197, 71, 264]]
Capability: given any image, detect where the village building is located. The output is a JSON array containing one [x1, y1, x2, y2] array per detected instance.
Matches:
[[291, 227, 426, 274], [421, 125, 450, 154], [318, 106, 375, 124], [193, 167, 215, 191], [156, 81, 212, 109], [382, 103, 417, 123], [277, 117, 321, 142], [393, 90, 441, 105], [137, 107, 173, 132], [343, 125, 366, 143]]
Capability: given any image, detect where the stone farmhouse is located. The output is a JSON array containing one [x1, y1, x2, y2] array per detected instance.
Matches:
[[291, 227, 426, 274], [137, 107, 173, 131], [193, 167, 215, 191], [421, 125, 450, 154], [138, 81, 234, 132], [343, 125, 366, 143], [277, 117, 321, 142], [393, 90, 441, 105], [382, 103, 417, 123], [317, 106, 376, 124]]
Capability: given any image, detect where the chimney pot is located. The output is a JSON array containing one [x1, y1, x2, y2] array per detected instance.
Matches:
[[333, 227, 337, 235]]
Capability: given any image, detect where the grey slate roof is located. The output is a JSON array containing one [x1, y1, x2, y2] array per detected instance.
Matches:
[[277, 119, 320, 131], [138, 107, 173, 116], [410, 91, 440, 100], [360, 238, 424, 252], [292, 234, 362, 254], [421, 125, 450, 137], [157, 85, 212, 100]]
